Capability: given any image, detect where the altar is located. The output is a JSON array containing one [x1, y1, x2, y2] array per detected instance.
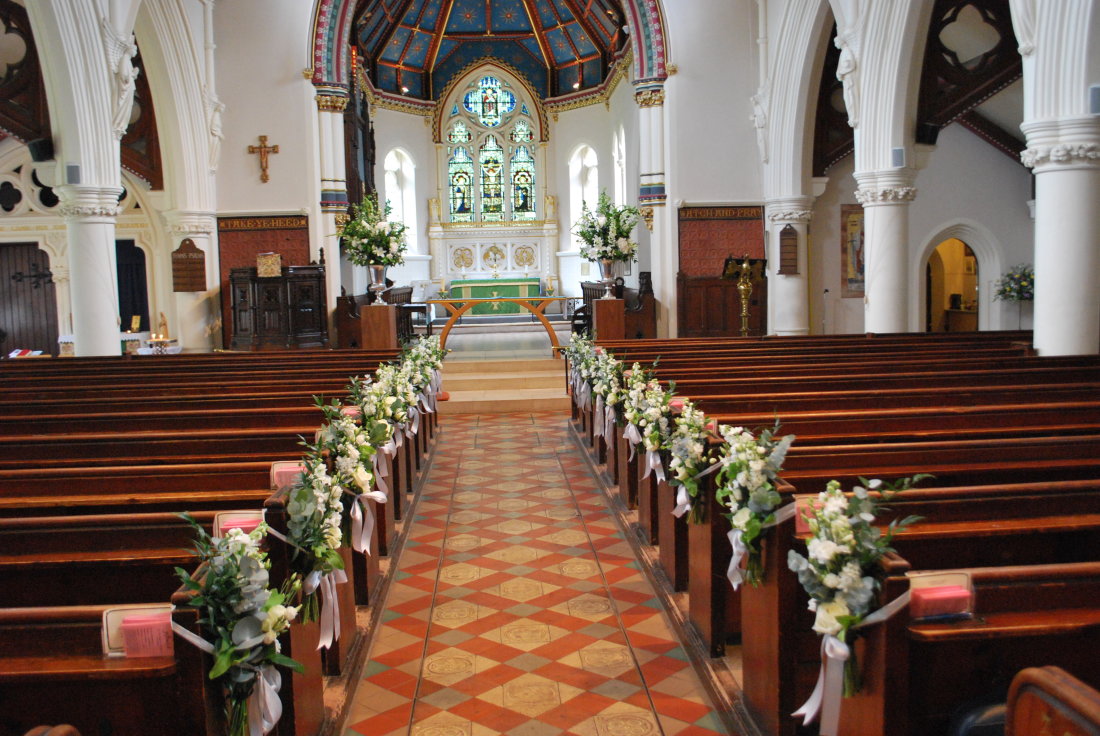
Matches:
[[448, 277, 541, 314]]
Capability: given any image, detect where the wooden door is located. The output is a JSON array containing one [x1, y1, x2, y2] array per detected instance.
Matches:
[[0, 242, 58, 355]]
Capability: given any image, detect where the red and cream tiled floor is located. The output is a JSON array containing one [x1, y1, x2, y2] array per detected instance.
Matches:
[[345, 412, 729, 736]]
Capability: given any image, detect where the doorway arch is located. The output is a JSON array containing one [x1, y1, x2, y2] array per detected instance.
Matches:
[[915, 219, 1004, 331], [925, 239, 978, 332]]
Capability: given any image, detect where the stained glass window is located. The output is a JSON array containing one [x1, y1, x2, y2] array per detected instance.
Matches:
[[462, 76, 516, 128], [509, 119, 533, 143], [510, 145, 536, 220], [447, 121, 472, 143], [448, 147, 474, 222], [479, 136, 504, 221]]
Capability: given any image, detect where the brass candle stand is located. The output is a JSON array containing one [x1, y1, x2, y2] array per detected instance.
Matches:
[[724, 253, 766, 337]]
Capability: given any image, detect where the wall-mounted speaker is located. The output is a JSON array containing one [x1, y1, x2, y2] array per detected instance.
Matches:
[[891, 147, 906, 168], [65, 164, 81, 185], [27, 138, 54, 162], [1090, 85, 1100, 115]]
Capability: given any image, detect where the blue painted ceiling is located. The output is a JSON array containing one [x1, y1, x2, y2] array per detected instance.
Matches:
[[355, 0, 628, 101]]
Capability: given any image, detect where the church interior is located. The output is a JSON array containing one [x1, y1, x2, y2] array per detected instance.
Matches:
[[1, 0, 1100, 735]]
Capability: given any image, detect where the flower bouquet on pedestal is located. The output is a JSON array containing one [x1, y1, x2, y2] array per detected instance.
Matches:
[[573, 191, 640, 299], [339, 194, 408, 305], [993, 263, 1034, 329]]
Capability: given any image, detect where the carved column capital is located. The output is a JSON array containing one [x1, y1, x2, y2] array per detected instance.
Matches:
[[163, 210, 217, 237], [634, 87, 665, 108], [56, 185, 124, 219], [315, 93, 349, 113], [1021, 143, 1100, 170], [768, 209, 813, 224], [639, 206, 654, 231], [854, 186, 917, 205]]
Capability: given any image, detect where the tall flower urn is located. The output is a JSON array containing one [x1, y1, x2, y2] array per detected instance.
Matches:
[[598, 259, 616, 299], [574, 190, 640, 303], [369, 264, 388, 305]]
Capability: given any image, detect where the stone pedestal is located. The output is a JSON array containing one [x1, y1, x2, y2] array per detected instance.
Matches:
[[592, 298, 625, 341], [360, 304, 399, 350]]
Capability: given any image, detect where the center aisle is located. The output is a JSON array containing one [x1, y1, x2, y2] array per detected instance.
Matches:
[[344, 411, 730, 735]]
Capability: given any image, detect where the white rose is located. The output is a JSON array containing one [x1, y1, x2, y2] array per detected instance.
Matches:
[[812, 598, 849, 636], [731, 506, 753, 529]]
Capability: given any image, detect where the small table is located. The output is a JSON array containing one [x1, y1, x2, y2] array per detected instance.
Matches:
[[427, 297, 569, 355]]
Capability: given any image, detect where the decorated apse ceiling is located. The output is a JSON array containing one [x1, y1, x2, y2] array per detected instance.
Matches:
[[355, 0, 628, 101]]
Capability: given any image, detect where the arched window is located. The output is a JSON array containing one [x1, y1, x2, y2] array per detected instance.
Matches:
[[613, 126, 626, 206], [383, 149, 417, 248], [442, 72, 541, 223], [569, 145, 599, 249]]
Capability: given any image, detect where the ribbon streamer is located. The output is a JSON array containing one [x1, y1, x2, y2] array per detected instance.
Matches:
[[792, 590, 912, 733], [171, 621, 284, 736], [623, 423, 643, 460], [726, 503, 797, 591], [408, 407, 420, 438], [672, 485, 692, 518], [641, 449, 666, 483], [604, 405, 617, 447], [371, 451, 390, 496], [349, 491, 387, 555], [593, 395, 605, 438], [304, 568, 349, 650]]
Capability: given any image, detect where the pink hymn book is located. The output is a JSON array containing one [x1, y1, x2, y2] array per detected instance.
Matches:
[[120, 612, 174, 658], [909, 585, 972, 619], [270, 461, 306, 491], [223, 517, 261, 534]]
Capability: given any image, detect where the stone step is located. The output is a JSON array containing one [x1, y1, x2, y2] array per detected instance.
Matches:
[[442, 358, 562, 375], [437, 387, 571, 415], [443, 371, 564, 391]]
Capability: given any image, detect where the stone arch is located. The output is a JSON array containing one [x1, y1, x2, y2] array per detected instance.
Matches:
[[914, 218, 1005, 331]]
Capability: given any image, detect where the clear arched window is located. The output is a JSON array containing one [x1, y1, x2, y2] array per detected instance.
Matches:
[[443, 72, 540, 223], [569, 145, 599, 249], [383, 149, 417, 249]]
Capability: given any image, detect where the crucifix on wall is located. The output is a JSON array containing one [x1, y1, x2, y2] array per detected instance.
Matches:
[[247, 135, 279, 183]]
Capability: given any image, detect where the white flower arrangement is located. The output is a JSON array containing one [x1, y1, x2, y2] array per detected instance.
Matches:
[[714, 423, 795, 586], [667, 400, 715, 523], [338, 194, 408, 267], [175, 516, 302, 736], [285, 452, 347, 622], [787, 476, 924, 697], [573, 190, 640, 263]]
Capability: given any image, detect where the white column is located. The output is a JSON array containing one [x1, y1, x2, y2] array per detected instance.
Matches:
[[854, 170, 916, 333], [57, 185, 123, 356], [766, 197, 813, 335], [635, 83, 674, 336], [1021, 117, 1100, 355], [316, 90, 349, 331], [164, 210, 218, 352]]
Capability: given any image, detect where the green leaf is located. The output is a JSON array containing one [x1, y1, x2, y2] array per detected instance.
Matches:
[[268, 651, 306, 673]]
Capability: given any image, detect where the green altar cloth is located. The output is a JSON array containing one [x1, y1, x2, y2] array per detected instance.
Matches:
[[449, 278, 541, 314]]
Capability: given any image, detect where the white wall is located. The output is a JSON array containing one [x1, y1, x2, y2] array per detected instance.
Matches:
[[663, 1, 763, 204], [213, 0, 317, 216], [811, 123, 1034, 334]]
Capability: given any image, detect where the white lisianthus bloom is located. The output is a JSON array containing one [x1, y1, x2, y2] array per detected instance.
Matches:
[[352, 465, 372, 492], [812, 598, 849, 636], [731, 506, 753, 529]]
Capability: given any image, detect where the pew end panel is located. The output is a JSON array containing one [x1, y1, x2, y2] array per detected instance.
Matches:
[[1007, 666, 1100, 736]]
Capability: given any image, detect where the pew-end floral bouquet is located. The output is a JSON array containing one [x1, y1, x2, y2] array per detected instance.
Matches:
[[667, 399, 715, 524], [174, 516, 302, 736], [285, 450, 346, 623], [714, 423, 795, 585], [787, 476, 926, 696]]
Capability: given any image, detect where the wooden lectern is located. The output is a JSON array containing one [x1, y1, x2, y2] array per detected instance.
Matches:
[[592, 298, 626, 341], [360, 304, 399, 350]]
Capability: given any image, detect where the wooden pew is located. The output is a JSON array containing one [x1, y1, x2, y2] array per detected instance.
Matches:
[[739, 482, 1100, 736], [1007, 666, 1100, 736], [840, 562, 1100, 735], [0, 605, 214, 736]]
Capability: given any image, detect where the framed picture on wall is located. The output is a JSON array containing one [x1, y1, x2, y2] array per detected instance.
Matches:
[[840, 204, 865, 298]]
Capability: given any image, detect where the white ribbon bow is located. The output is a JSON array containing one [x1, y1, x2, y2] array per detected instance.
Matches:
[[623, 423, 643, 460], [171, 622, 284, 736], [419, 391, 435, 414], [371, 451, 390, 496], [304, 568, 349, 650], [641, 449, 666, 483], [672, 485, 692, 518], [727, 503, 797, 591], [792, 590, 911, 733], [408, 406, 420, 438]]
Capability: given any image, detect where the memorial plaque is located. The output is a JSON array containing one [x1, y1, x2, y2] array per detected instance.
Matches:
[[171, 238, 206, 292]]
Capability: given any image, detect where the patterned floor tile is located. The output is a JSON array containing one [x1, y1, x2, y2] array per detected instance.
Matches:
[[346, 412, 731, 735]]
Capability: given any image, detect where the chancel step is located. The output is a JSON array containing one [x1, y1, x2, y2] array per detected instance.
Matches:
[[438, 358, 569, 414]]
